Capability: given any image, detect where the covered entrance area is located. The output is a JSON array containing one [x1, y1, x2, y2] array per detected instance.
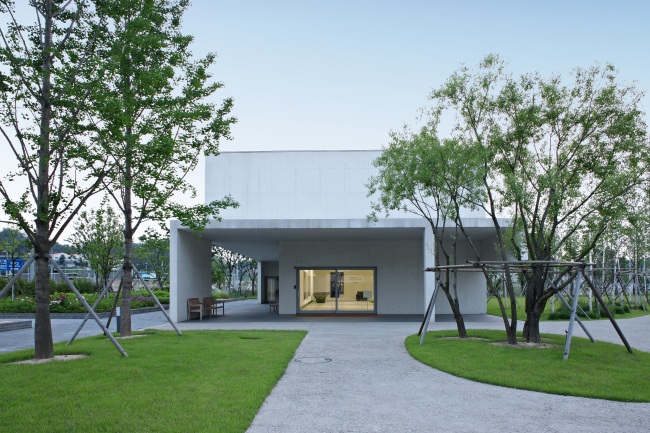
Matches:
[[170, 218, 436, 321], [298, 268, 376, 314]]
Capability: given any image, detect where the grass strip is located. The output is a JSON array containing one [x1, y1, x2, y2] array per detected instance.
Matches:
[[406, 329, 650, 402], [486, 296, 649, 321], [0, 330, 306, 432]]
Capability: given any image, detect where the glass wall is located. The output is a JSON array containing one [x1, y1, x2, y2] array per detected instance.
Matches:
[[298, 268, 375, 314]]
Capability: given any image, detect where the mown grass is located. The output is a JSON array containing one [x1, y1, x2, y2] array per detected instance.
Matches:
[[0, 330, 306, 432], [486, 296, 649, 321], [406, 329, 650, 402]]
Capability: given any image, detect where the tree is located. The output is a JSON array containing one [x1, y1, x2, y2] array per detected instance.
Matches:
[[212, 247, 245, 292], [93, 0, 236, 336], [0, 1, 108, 358], [211, 258, 227, 290], [369, 129, 487, 338], [134, 229, 169, 290], [69, 203, 123, 291], [429, 55, 647, 342], [240, 258, 258, 295], [0, 228, 31, 275]]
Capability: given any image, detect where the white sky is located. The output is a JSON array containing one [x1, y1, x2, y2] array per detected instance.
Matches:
[[1, 0, 649, 238]]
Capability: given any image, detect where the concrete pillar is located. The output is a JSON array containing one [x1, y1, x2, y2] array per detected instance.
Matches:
[[423, 225, 436, 320], [170, 221, 212, 322]]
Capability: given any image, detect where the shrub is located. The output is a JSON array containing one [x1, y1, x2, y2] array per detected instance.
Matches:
[[0, 297, 34, 313], [0, 277, 35, 296], [71, 279, 98, 294], [0, 291, 161, 313], [547, 300, 637, 320]]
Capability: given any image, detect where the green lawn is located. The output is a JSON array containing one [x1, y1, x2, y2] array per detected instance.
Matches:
[[0, 330, 306, 432], [406, 330, 650, 402], [486, 296, 649, 321]]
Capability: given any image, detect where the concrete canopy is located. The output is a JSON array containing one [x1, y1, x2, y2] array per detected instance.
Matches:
[[187, 217, 503, 261]]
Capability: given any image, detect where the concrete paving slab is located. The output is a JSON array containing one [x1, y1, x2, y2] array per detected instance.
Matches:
[[0, 319, 32, 332]]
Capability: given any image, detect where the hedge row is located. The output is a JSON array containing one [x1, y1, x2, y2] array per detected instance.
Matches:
[[0, 290, 169, 314]]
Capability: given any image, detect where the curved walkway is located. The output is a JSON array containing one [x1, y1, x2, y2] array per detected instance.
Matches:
[[3, 301, 646, 431], [152, 301, 650, 433]]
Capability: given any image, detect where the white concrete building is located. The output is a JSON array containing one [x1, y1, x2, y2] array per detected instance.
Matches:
[[170, 150, 499, 322]]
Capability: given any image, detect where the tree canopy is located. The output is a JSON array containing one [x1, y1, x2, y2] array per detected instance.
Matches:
[[0, 0, 109, 358], [372, 55, 648, 343], [69, 202, 123, 291], [92, 0, 237, 336]]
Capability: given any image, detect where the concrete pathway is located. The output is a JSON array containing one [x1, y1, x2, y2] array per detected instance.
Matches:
[[2, 300, 648, 432], [0, 310, 170, 354], [150, 301, 650, 433]]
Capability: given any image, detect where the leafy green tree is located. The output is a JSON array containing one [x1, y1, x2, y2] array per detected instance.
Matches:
[[240, 258, 258, 296], [69, 203, 124, 291], [211, 258, 227, 290], [93, 0, 236, 336], [211, 247, 245, 292], [369, 129, 487, 338], [0, 1, 108, 358], [0, 228, 31, 275], [429, 55, 647, 342], [134, 229, 169, 290]]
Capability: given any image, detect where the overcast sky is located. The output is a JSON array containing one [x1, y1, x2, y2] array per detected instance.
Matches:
[[1, 0, 649, 237]]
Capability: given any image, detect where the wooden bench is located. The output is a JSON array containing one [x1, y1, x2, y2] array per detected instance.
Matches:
[[205, 297, 225, 317], [187, 297, 211, 321]]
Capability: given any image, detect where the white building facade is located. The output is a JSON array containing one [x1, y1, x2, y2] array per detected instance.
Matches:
[[170, 150, 498, 322]]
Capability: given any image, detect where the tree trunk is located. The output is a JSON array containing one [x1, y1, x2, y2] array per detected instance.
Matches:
[[33, 3, 54, 359], [121, 226, 133, 337], [523, 265, 547, 342], [33, 233, 53, 359], [441, 284, 467, 338], [524, 311, 542, 343], [524, 294, 547, 343], [493, 294, 517, 344], [120, 123, 133, 337]]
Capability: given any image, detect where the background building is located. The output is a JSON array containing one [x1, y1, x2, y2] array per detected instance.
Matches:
[[170, 150, 499, 321]]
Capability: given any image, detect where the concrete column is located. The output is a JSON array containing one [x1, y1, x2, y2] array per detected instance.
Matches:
[[423, 225, 436, 320], [170, 221, 213, 322]]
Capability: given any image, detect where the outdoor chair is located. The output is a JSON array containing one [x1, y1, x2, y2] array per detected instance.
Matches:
[[187, 297, 210, 321], [205, 297, 225, 317], [269, 299, 279, 313]]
